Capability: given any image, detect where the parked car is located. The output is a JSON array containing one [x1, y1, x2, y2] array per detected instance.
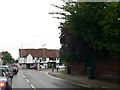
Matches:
[[0, 66, 13, 79], [11, 67, 17, 75], [30, 65, 37, 69], [10, 64, 19, 75], [58, 64, 66, 69], [40, 65, 45, 69], [12, 64, 19, 72], [30, 65, 45, 69], [0, 68, 12, 90]]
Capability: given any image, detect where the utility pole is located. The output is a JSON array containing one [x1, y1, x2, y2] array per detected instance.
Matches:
[[42, 44, 46, 66], [21, 43, 25, 69]]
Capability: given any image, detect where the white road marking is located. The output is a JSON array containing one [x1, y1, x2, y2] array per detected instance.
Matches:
[[23, 75, 25, 78], [30, 85, 36, 90], [26, 79, 29, 83], [21, 71, 36, 89]]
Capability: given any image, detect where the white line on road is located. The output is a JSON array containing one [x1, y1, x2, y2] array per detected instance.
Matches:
[[30, 85, 36, 90], [26, 79, 29, 83], [23, 75, 25, 78]]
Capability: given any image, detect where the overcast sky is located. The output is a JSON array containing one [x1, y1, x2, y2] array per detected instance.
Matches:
[[0, 0, 64, 59]]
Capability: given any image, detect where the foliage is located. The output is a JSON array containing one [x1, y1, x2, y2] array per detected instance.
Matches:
[[2, 51, 14, 65], [51, 2, 120, 64]]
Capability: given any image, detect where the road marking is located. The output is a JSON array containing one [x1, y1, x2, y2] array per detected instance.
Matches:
[[23, 75, 25, 78], [21, 71, 36, 89], [26, 79, 29, 83], [30, 85, 36, 90]]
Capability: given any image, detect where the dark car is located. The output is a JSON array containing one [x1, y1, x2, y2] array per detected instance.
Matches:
[[11, 64, 19, 75], [11, 67, 17, 75], [0, 68, 12, 90]]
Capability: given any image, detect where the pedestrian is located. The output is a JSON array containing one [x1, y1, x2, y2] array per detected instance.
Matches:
[[52, 64, 54, 72], [45, 65, 47, 69], [56, 64, 59, 72]]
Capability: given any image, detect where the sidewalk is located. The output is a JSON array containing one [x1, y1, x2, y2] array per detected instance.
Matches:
[[48, 69, 120, 89]]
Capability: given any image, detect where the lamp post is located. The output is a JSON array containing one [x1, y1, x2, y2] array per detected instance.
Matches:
[[42, 44, 46, 66], [21, 43, 25, 69]]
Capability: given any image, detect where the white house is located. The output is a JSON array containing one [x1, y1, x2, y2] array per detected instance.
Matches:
[[19, 48, 60, 69]]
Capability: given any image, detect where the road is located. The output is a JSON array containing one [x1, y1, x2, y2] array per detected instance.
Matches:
[[12, 69, 87, 89]]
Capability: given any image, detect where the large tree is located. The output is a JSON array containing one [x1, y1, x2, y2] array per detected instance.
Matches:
[[51, 2, 120, 67]]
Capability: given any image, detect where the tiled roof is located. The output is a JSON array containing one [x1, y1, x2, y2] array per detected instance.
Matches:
[[19, 48, 59, 58]]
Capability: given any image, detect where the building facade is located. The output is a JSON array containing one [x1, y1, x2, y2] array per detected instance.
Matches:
[[19, 48, 60, 69]]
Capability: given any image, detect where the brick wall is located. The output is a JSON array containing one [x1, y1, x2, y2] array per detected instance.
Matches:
[[67, 61, 85, 75], [67, 57, 120, 81], [95, 60, 120, 75], [95, 58, 120, 81]]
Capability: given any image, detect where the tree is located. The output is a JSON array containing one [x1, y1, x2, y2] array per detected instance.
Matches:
[[2, 51, 14, 65], [50, 2, 120, 67]]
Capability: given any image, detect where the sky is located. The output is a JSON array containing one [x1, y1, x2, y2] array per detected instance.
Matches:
[[0, 0, 64, 59]]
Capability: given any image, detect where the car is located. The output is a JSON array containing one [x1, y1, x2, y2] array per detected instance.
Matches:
[[30, 65, 45, 69], [0, 68, 12, 90], [0, 66, 13, 79], [30, 65, 37, 69], [11, 64, 19, 72], [40, 65, 45, 69], [11, 67, 17, 75], [10, 64, 19, 75], [58, 64, 66, 69]]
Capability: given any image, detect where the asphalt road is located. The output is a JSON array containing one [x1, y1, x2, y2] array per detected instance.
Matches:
[[12, 69, 87, 89], [12, 69, 31, 88]]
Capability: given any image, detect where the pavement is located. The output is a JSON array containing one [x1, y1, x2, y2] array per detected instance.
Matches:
[[48, 69, 120, 89]]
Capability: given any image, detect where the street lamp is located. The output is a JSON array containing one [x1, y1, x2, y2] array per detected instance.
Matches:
[[20, 43, 25, 69], [42, 44, 46, 66]]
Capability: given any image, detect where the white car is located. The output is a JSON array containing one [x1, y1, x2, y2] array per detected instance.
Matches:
[[58, 64, 66, 69], [40, 65, 45, 69]]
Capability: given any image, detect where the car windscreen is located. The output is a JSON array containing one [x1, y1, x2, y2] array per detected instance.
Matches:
[[0, 67, 9, 72], [0, 68, 6, 76], [0, 69, 2, 76]]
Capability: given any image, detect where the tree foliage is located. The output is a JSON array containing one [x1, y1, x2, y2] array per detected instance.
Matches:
[[51, 2, 120, 64], [2, 51, 14, 65]]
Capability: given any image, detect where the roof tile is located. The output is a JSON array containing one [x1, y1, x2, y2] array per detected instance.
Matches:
[[19, 48, 59, 58]]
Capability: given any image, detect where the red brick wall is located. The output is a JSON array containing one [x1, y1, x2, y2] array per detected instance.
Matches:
[[95, 60, 120, 75], [67, 61, 85, 75], [95, 58, 120, 81], [67, 57, 120, 81], [67, 56, 120, 81]]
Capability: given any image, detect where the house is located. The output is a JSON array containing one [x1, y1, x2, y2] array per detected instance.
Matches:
[[0, 52, 3, 65], [19, 48, 60, 69]]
